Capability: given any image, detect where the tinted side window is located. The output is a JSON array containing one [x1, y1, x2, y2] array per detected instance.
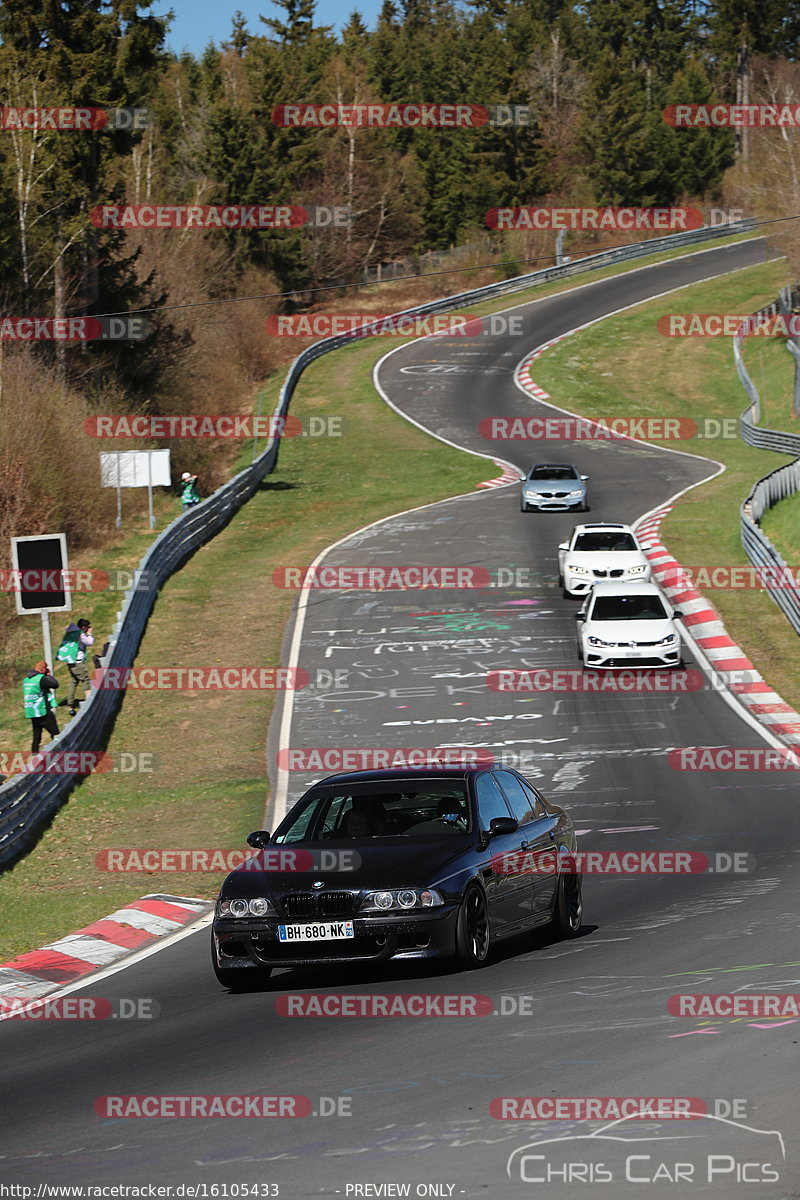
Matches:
[[518, 778, 546, 820], [475, 773, 512, 830], [495, 771, 537, 826], [274, 800, 317, 843]]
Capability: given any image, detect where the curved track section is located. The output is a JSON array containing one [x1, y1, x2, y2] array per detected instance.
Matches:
[[4, 239, 799, 1199]]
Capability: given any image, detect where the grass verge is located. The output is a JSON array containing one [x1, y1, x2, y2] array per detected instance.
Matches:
[[0, 336, 491, 960]]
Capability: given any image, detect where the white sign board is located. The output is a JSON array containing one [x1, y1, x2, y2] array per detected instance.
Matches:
[[100, 450, 171, 488]]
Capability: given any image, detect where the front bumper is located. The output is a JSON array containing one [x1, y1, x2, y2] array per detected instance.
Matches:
[[580, 642, 681, 668], [564, 569, 652, 596], [524, 494, 584, 512], [213, 906, 459, 968]]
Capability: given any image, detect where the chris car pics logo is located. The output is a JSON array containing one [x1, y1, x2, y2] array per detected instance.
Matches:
[[505, 1113, 785, 1188]]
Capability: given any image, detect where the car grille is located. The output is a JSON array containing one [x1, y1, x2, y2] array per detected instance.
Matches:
[[538, 490, 572, 498], [592, 568, 624, 578], [610, 640, 660, 647], [279, 891, 354, 919]]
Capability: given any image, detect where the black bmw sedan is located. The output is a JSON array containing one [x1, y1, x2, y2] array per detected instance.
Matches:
[[211, 766, 582, 989]]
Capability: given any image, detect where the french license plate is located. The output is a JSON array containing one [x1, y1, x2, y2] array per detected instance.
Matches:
[[278, 921, 354, 942]]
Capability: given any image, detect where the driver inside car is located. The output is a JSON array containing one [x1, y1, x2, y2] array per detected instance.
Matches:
[[340, 795, 386, 838]]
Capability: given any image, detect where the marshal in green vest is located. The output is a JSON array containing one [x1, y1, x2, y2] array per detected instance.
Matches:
[[23, 673, 56, 718]]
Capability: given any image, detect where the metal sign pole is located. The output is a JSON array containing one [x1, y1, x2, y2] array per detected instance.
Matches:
[[41, 611, 53, 672], [147, 450, 155, 529], [116, 453, 122, 529]]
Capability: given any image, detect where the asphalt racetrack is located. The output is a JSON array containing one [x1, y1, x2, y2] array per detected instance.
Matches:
[[4, 237, 799, 1199]]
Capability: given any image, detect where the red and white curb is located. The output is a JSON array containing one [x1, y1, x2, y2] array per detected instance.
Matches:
[[516, 335, 568, 402], [0, 893, 212, 1002], [636, 506, 800, 746], [478, 461, 523, 489]]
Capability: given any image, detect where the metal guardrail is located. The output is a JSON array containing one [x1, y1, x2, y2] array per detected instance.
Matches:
[[741, 459, 800, 631], [0, 217, 759, 871], [734, 295, 800, 634]]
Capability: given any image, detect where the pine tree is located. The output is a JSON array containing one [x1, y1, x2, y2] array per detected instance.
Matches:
[[260, 0, 332, 45]]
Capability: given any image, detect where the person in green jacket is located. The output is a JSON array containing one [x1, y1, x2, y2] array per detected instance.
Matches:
[[23, 660, 59, 752], [56, 618, 94, 716], [180, 471, 201, 510]]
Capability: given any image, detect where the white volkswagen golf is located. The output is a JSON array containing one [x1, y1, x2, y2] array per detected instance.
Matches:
[[558, 522, 651, 599], [576, 581, 684, 669]]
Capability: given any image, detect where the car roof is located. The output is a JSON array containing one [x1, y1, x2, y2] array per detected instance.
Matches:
[[589, 580, 661, 595], [573, 522, 632, 533], [530, 462, 578, 470], [314, 767, 488, 786]]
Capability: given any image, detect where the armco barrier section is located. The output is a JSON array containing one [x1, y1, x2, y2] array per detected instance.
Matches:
[[735, 297, 800, 634], [0, 218, 758, 870]]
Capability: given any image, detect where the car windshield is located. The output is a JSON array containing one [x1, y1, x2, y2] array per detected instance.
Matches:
[[574, 532, 636, 552], [273, 780, 472, 842], [530, 465, 578, 480], [590, 594, 668, 621]]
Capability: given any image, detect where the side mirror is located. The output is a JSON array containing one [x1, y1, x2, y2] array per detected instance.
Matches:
[[673, 611, 684, 620], [488, 816, 519, 837], [580, 475, 589, 481], [246, 830, 271, 849], [558, 542, 568, 551], [575, 612, 586, 621]]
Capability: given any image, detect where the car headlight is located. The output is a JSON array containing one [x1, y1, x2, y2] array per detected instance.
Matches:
[[359, 888, 444, 912], [566, 490, 583, 498], [587, 635, 614, 647], [656, 633, 677, 645], [524, 490, 542, 497], [568, 564, 590, 575], [628, 565, 648, 575], [217, 897, 275, 918]]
